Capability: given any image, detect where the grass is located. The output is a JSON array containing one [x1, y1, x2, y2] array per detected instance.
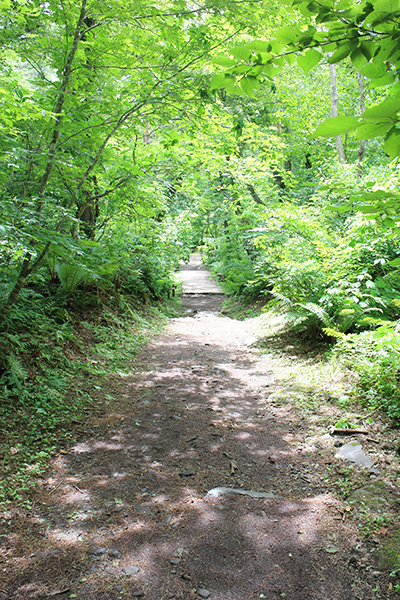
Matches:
[[0, 292, 174, 507]]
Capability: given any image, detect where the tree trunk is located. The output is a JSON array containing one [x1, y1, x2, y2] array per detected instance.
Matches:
[[357, 71, 367, 177], [329, 61, 346, 163], [37, 0, 88, 210], [246, 183, 266, 206]]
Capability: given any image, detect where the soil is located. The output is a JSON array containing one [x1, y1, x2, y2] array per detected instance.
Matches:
[[1, 293, 400, 600]]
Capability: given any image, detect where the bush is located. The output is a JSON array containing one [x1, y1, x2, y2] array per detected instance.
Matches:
[[335, 323, 400, 422]]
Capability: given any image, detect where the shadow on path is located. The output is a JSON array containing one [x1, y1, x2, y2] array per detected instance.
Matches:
[[0, 295, 376, 600]]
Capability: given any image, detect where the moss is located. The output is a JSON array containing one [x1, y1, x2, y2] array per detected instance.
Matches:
[[374, 531, 400, 571]]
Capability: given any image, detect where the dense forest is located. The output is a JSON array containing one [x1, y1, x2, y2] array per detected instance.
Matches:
[[1, 0, 400, 503]]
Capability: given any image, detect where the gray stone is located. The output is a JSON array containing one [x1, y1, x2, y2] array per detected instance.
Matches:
[[179, 469, 195, 477], [198, 590, 211, 599], [91, 547, 107, 556], [170, 558, 181, 565], [206, 487, 276, 499], [132, 592, 144, 598], [134, 506, 152, 514], [122, 565, 139, 575], [108, 549, 121, 558], [335, 442, 373, 468], [347, 481, 400, 512]]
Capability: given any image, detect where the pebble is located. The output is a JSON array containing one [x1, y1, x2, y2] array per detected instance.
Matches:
[[198, 590, 211, 599], [114, 586, 123, 593], [170, 558, 181, 565], [88, 566, 99, 574], [108, 549, 121, 558], [132, 592, 144, 598], [91, 547, 106, 556], [123, 565, 140, 575], [179, 469, 196, 477]]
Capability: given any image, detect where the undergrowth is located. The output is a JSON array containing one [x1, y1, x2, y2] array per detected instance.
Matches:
[[0, 290, 174, 507]]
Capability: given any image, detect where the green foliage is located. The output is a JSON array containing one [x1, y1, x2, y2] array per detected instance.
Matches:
[[335, 322, 400, 421], [212, 0, 400, 160]]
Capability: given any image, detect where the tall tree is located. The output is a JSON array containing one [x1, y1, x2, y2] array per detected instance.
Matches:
[[0, 0, 267, 324]]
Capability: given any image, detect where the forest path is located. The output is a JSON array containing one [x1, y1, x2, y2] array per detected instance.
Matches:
[[180, 255, 224, 294], [3, 296, 390, 600]]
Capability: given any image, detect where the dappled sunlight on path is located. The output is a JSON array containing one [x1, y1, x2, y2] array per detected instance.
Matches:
[[0, 296, 378, 599]]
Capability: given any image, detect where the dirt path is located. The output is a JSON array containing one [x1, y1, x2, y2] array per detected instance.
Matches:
[[180, 255, 224, 294], [1, 295, 398, 599]]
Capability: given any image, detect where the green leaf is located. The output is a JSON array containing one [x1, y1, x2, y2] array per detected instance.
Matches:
[[383, 217, 396, 227], [363, 96, 400, 119], [224, 81, 247, 96], [262, 63, 282, 77], [384, 127, 400, 159], [356, 120, 393, 140], [211, 56, 237, 68], [373, 0, 400, 14], [361, 61, 387, 79], [369, 74, 396, 88], [350, 47, 367, 70], [314, 116, 360, 137], [244, 40, 272, 52], [358, 205, 380, 214], [275, 26, 302, 44], [297, 48, 323, 73], [210, 74, 230, 90], [230, 46, 252, 61], [328, 39, 358, 63], [240, 76, 258, 98], [285, 53, 297, 66], [389, 257, 400, 265], [359, 41, 374, 61]]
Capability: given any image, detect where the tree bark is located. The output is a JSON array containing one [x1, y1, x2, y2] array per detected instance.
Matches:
[[357, 71, 367, 177], [329, 61, 346, 163], [37, 0, 88, 209], [246, 183, 266, 206]]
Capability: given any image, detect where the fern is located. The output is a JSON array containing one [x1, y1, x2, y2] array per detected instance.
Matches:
[[7, 353, 28, 390], [298, 302, 332, 327], [323, 327, 345, 339], [56, 263, 88, 294]]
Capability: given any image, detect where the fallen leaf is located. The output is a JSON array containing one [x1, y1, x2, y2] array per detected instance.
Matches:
[[325, 547, 337, 554], [230, 460, 238, 475]]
